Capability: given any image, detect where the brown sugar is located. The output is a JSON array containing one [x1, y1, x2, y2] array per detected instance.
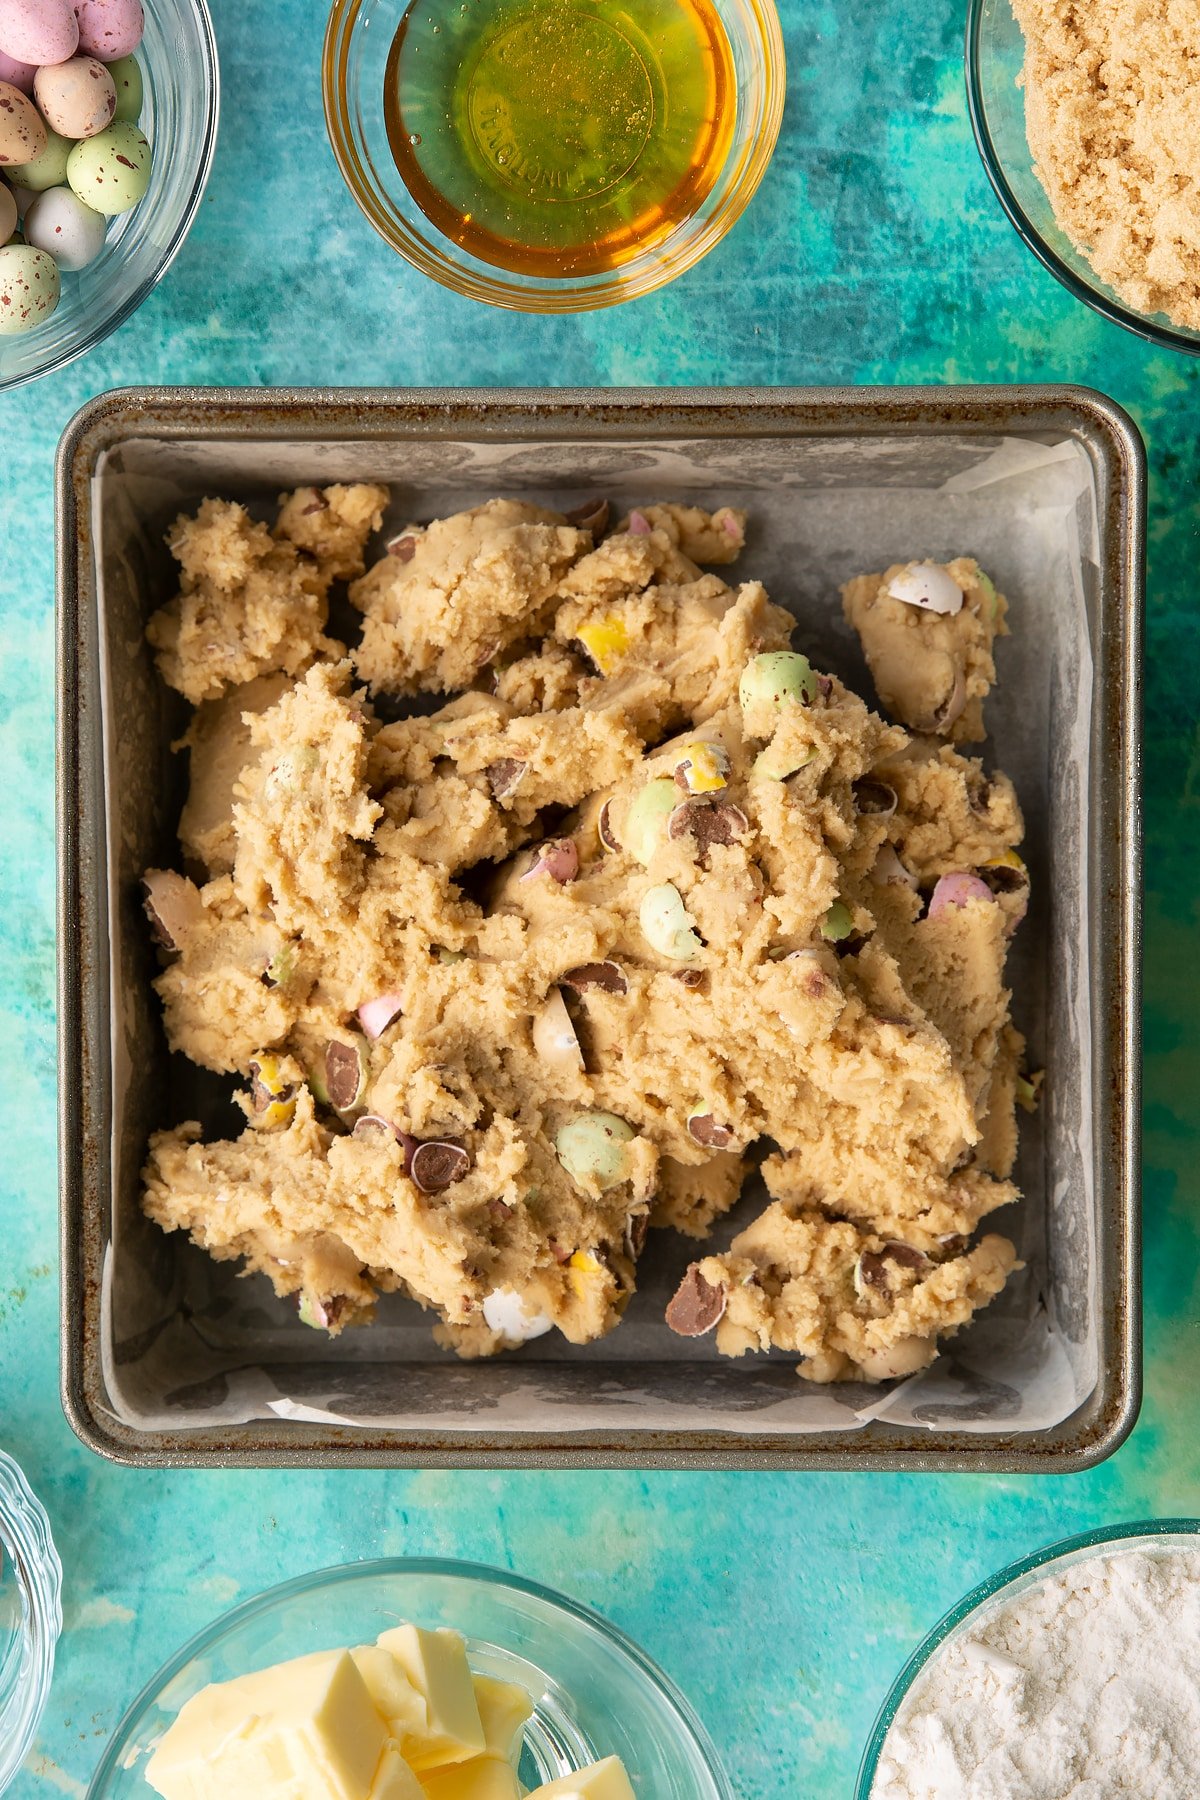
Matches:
[[1013, 0, 1200, 329]]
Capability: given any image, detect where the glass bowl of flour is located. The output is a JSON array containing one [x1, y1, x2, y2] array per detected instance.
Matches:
[[857, 1520, 1200, 1799]]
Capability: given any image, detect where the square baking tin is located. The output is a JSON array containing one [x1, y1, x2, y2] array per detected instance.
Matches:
[[57, 386, 1143, 1469]]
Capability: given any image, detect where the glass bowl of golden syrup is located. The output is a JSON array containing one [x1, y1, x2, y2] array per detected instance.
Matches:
[[323, 0, 784, 309]]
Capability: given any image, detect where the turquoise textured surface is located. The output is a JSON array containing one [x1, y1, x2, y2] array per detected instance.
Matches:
[[0, 0, 1185, 1793]]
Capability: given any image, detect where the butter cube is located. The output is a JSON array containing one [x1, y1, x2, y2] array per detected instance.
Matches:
[[375, 1626, 485, 1770], [146, 1650, 388, 1800], [352, 1646, 430, 1741], [370, 1746, 426, 1800], [525, 1757, 637, 1799], [472, 1675, 533, 1766], [420, 1757, 521, 1800]]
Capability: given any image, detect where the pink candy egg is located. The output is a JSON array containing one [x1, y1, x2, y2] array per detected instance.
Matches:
[[34, 53, 114, 136], [0, 0, 78, 67], [0, 180, 15, 243], [73, 0, 141, 59], [0, 48, 35, 93]]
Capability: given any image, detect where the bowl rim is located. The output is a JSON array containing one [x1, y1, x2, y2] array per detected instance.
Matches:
[[320, 0, 786, 313], [85, 1553, 734, 1800], [854, 1517, 1200, 1795], [0, 0, 221, 394], [963, 0, 1200, 357], [0, 1450, 63, 1794]]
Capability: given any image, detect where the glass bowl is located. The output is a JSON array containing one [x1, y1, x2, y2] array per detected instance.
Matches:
[[0, 1450, 63, 1795], [856, 1518, 1200, 1796], [0, 0, 219, 391], [87, 1557, 733, 1800], [965, 0, 1200, 355], [323, 0, 784, 311]]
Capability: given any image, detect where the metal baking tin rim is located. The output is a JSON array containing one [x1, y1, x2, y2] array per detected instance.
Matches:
[[54, 385, 1144, 1471]]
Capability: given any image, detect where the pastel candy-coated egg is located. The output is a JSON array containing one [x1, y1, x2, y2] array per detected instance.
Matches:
[[66, 117, 148, 212], [25, 182, 105, 268], [105, 50, 139, 121], [8, 126, 71, 189], [0, 0, 78, 65], [0, 241, 58, 331], [8, 177, 37, 213], [0, 48, 35, 92], [0, 179, 15, 242], [35, 54, 115, 136], [0, 79, 44, 165], [73, 0, 141, 58]]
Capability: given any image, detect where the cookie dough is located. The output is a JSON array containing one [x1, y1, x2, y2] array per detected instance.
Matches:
[[141, 494, 1028, 1383]]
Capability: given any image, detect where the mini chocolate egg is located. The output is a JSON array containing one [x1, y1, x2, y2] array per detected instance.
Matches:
[[35, 53, 115, 137], [8, 126, 70, 189], [0, 241, 58, 332], [0, 0, 78, 66], [25, 182, 104, 267], [0, 180, 15, 242], [73, 0, 141, 59], [8, 176, 36, 213], [0, 48, 35, 93], [105, 49, 139, 121], [66, 117, 148, 212], [0, 80, 45, 166]]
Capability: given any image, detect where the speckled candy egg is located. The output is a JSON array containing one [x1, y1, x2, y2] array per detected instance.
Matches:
[[0, 49, 35, 94], [0, 80, 45, 167], [0, 181, 15, 243], [72, 0, 141, 59], [0, 0, 78, 66], [35, 54, 115, 137], [105, 49, 139, 121], [66, 117, 148, 212], [25, 182, 104, 267], [8, 125, 70, 189], [0, 240, 58, 331]]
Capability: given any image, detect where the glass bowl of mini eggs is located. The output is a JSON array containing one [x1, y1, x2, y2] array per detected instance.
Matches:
[[0, 0, 218, 388]]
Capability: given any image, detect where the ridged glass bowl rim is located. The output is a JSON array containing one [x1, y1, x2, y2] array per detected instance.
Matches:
[[86, 1555, 734, 1799], [322, 0, 785, 313], [855, 1518, 1200, 1796], [0, 0, 220, 394], [964, 0, 1200, 357], [0, 1450, 63, 1794]]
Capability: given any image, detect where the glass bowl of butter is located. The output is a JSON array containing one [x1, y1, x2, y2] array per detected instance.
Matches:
[[87, 1558, 733, 1800], [0, 1450, 62, 1796], [323, 0, 784, 310]]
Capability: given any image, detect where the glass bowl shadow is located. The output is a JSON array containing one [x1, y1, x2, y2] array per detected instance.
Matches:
[[965, 0, 1200, 355], [0, 0, 219, 391], [323, 0, 784, 312], [0, 1451, 63, 1795], [87, 1557, 734, 1800], [855, 1518, 1200, 1796]]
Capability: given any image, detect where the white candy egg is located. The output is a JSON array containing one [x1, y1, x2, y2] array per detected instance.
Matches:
[[886, 562, 964, 616], [482, 1287, 554, 1343], [24, 183, 105, 268]]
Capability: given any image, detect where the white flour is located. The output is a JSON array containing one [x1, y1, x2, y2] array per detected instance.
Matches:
[[871, 1547, 1200, 1799]]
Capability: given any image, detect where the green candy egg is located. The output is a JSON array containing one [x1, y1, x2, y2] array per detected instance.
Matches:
[[739, 651, 819, 712], [820, 899, 854, 943], [555, 1111, 636, 1190], [623, 776, 677, 866], [0, 243, 59, 334], [9, 130, 73, 194], [67, 120, 151, 215], [106, 54, 143, 124]]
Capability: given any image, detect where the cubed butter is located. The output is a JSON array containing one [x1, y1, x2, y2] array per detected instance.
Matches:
[[375, 1626, 485, 1770], [419, 1756, 521, 1800], [472, 1674, 533, 1766], [370, 1745, 426, 1800], [525, 1757, 636, 1799], [146, 1650, 388, 1800], [352, 1646, 430, 1742]]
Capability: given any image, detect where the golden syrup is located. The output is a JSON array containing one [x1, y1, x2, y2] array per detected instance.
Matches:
[[383, 0, 737, 277]]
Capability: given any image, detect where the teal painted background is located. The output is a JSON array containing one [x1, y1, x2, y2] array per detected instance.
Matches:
[[0, 0, 1187, 1792]]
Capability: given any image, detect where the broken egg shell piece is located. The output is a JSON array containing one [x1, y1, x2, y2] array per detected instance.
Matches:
[[519, 837, 579, 885], [927, 872, 995, 919], [532, 987, 585, 1075], [872, 844, 919, 890], [352, 1112, 402, 1142], [687, 1111, 735, 1149], [142, 868, 204, 951], [665, 1265, 727, 1336], [853, 777, 898, 817], [324, 1036, 368, 1111], [751, 742, 816, 782], [262, 941, 297, 989], [626, 509, 652, 536], [298, 1293, 329, 1330], [639, 882, 703, 961], [673, 740, 730, 794], [887, 562, 964, 616], [624, 777, 678, 866], [667, 798, 749, 855], [486, 757, 527, 800], [597, 799, 621, 853], [357, 990, 404, 1040], [931, 665, 968, 733], [563, 496, 610, 536], [555, 1110, 636, 1189], [482, 1286, 554, 1343], [561, 959, 628, 995]]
